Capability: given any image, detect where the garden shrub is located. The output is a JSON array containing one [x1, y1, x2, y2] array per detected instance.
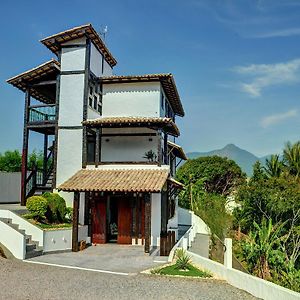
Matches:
[[42, 192, 67, 223], [26, 196, 48, 221]]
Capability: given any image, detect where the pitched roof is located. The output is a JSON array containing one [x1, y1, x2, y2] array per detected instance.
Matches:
[[58, 168, 169, 193], [82, 116, 180, 136], [101, 74, 184, 117], [167, 141, 187, 160], [6, 59, 60, 103], [40, 24, 117, 67]]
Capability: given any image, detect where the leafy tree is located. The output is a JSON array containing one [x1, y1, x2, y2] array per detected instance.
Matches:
[[283, 141, 300, 178], [177, 156, 246, 201], [240, 219, 286, 279], [0, 150, 22, 172], [264, 154, 283, 178], [0, 149, 44, 172], [251, 161, 267, 183]]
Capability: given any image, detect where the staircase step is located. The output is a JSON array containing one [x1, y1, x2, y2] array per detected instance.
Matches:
[[25, 249, 43, 259], [26, 243, 37, 252]]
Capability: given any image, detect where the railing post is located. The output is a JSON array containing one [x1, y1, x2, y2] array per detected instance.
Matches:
[[43, 134, 48, 186], [224, 238, 232, 269]]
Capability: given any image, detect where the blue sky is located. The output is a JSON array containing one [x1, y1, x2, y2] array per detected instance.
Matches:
[[1, 0, 300, 157]]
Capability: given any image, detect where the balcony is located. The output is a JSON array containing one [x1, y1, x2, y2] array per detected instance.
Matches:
[[27, 104, 56, 134]]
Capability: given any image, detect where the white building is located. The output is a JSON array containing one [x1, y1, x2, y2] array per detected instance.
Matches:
[[7, 24, 187, 254]]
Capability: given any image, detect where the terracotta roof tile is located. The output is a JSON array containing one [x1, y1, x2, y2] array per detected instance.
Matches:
[[40, 24, 117, 67], [58, 168, 169, 193], [167, 141, 187, 160], [6, 59, 60, 103], [82, 116, 180, 136]]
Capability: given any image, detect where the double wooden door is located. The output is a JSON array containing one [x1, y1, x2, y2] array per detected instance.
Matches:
[[91, 195, 133, 244]]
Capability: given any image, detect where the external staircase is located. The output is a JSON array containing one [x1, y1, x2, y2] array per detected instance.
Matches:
[[189, 233, 210, 258], [0, 217, 43, 259]]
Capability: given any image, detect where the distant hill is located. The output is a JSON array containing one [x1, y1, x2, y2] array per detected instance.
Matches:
[[187, 144, 270, 176]]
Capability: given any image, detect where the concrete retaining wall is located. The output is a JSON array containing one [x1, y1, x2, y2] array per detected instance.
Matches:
[[189, 251, 300, 300], [0, 172, 21, 203], [43, 225, 88, 252]]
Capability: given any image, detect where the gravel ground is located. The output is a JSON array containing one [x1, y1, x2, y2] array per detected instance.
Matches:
[[0, 258, 257, 300]]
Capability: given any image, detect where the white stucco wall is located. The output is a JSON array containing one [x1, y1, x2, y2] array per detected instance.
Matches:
[[87, 107, 101, 120], [56, 129, 83, 190], [90, 42, 103, 77], [58, 74, 85, 126], [61, 47, 86, 72], [102, 82, 160, 117], [103, 59, 113, 76], [151, 193, 161, 247], [101, 135, 158, 162]]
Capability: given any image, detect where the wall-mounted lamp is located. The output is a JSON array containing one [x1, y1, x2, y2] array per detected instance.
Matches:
[[105, 138, 110, 142], [149, 138, 153, 142]]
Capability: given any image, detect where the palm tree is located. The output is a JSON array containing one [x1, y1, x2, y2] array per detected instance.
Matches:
[[242, 219, 286, 279], [283, 142, 300, 178], [264, 154, 283, 178]]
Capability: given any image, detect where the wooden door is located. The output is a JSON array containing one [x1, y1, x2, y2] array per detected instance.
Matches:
[[117, 197, 132, 244], [92, 196, 107, 244]]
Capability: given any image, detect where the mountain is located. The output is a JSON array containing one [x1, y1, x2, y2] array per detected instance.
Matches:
[[187, 144, 270, 176]]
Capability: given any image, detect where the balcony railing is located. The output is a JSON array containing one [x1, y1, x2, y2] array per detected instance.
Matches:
[[28, 104, 56, 124]]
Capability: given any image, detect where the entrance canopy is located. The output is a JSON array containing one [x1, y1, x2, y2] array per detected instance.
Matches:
[[58, 168, 170, 193]]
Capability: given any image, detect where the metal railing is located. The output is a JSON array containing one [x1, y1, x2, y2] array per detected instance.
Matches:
[[28, 104, 56, 123]]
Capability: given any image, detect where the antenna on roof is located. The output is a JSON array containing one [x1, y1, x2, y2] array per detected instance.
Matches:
[[99, 25, 108, 41]]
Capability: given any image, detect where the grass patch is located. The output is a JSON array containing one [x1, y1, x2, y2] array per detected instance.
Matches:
[[23, 215, 72, 230], [152, 263, 212, 278]]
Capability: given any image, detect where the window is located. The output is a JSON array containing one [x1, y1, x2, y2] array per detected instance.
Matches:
[[87, 135, 96, 163], [88, 81, 103, 115], [93, 96, 97, 110]]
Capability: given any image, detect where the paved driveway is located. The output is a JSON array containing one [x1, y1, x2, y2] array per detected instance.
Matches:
[[0, 257, 257, 300], [28, 244, 166, 274]]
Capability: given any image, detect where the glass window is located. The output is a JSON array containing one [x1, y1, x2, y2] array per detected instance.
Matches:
[[93, 96, 97, 110], [87, 135, 96, 163], [89, 97, 93, 107]]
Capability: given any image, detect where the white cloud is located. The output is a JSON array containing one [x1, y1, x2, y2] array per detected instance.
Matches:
[[251, 27, 300, 38], [261, 109, 298, 128], [233, 59, 300, 97]]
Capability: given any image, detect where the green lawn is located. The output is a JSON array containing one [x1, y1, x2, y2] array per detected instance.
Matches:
[[152, 263, 212, 278]]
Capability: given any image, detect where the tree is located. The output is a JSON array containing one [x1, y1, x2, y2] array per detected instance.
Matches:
[[0, 150, 22, 172], [240, 219, 286, 280], [264, 154, 283, 178], [0, 149, 44, 172], [283, 141, 300, 178], [177, 156, 246, 200]]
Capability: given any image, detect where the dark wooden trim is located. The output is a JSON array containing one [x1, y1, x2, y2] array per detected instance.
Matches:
[[157, 130, 162, 167], [101, 133, 156, 137], [144, 193, 151, 253], [95, 128, 100, 167], [132, 196, 137, 243], [58, 126, 83, 130], [72, 191, 80, 252], [27, 122, 56, 128], [82, 39, 91, 169], [61, 43, 86, 48], [164, 132, 168, 164], [90, 161, 158, 165], [21, 89, 30, 205], [52, 70, 61, 190], [43, 134, 48, 185], [60, 70, 85, 75], [31, 80, 57, 86], [28, 104, 56, 108]]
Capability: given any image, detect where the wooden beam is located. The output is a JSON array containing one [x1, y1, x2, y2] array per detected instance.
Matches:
[[144, 193, 151, 253], [43, 134, 48, 186], [72, 191, 80, 252], [95, 128, 100, 167], [21, 89, 30, 206]]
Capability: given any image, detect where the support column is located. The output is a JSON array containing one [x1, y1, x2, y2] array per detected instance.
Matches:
[[95, 128, 100, 167], [21, 89, 30, 206], [144, 193, 151, 253], [43, 134, 48, 185], [72, 191, 80, 252]]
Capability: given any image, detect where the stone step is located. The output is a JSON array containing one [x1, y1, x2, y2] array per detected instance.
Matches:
[[26, 243, 37, 252], [25, 249, 43, 259]]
